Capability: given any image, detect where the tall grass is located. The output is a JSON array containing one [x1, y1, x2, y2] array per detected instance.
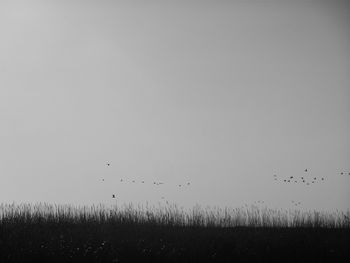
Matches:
[[1, 202, 349, 228], [1, 203, 350, 262]]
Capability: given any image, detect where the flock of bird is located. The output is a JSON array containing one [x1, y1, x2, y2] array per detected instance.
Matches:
[[272, 169, 350, 186], [262, 168, 349, 208], [103, 163, 191, 199], [102, 163, 350, 200]]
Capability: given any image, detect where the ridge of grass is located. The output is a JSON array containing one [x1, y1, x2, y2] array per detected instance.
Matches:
[[1, 203, 349, 262], [1, 202, 349, 228]]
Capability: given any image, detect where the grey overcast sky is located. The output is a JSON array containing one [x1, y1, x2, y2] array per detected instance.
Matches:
[[0, 0, 349, 210]]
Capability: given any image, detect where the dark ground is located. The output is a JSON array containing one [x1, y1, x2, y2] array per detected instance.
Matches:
[[1, 222, 349, 263]]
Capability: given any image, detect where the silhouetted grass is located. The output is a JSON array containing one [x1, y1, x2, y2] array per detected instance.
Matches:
[[0, 203, 349, 262]]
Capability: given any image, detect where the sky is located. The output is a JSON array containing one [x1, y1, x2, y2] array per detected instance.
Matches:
[[0, 0, 349, 211]]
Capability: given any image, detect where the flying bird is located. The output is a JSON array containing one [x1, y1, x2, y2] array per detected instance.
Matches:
[[304, 169, 308, 172], [112, 194, 115, 198], [107, 163, 110, 166]]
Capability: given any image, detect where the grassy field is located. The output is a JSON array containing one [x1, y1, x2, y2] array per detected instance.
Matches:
[[1, 203, 349, 262]]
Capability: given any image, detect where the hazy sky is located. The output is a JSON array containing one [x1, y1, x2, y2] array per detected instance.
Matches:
[[0, 0, 349, 210]]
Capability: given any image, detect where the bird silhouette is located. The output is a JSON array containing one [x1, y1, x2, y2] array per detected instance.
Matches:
[[341, 172, 344, 175], [107, 163, 110, 166], [112, 194, 115, 198], [305, 169, 308, 172]]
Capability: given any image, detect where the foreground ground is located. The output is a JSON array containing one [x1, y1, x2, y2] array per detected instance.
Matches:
[[1, 223, 350, 262]]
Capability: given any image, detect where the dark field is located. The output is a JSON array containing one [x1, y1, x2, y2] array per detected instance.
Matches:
[[0, 203, 349, 263]]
